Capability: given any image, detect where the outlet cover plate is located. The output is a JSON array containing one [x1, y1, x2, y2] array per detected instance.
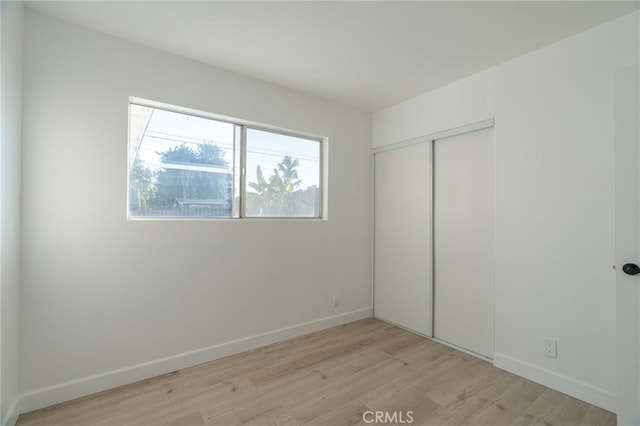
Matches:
[[544, 337, 557, 358]]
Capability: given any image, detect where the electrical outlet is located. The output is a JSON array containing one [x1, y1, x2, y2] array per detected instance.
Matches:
[[543, 338, 557, 358], [333, 294, 339, 307]]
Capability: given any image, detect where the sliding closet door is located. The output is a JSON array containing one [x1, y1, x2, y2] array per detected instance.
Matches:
[[433, 127, 494, 358], [374, 142, 432, 336]]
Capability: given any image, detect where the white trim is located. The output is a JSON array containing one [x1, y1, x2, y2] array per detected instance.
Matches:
[[427, 140, 434, 338], [370, 150, 376, 310], [372, 118, 495, 154], [494, 352, 617, 413], [2, 397, 20, 426], [18, 308, 372, 414]]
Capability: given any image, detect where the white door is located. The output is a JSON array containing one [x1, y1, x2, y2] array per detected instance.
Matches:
[[614, 65, 639, 425], [433, 127, 495, 359], [374, 142, 432, 336]]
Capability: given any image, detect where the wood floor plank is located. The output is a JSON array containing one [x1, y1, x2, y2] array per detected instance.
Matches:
[[360, 379, 448, 425], [304, 400, 370, 426], [161, 411, 206, 426], [442, 375, 544, 426], [16, 319, 616, 426], [579, 405, 618, 426], [511, 389, 591, 426], [283, 345, 450, 424]]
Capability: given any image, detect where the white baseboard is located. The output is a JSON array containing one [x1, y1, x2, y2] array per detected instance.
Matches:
[[19, 308, 372, 415], [2, 397, 20, 426], [493, 352, 617, 413]]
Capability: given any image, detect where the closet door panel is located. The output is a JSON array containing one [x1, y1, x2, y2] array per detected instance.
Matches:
[[374, 143, 432, 336], [433, 128, 494, 358]]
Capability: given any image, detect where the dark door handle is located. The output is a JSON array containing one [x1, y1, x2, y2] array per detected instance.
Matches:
[[623, 263, 640, 276]]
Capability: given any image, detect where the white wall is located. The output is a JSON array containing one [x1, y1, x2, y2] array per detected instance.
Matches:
[[373, 12, 639, 411], [19, 10, 372, 411], [1, 2, 24, 425]]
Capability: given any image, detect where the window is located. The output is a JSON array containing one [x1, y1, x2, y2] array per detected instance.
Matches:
[[128, 99, 323, 219]]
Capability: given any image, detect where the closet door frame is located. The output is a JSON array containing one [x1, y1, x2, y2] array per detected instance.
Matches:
[[372, 118, 495, 348]]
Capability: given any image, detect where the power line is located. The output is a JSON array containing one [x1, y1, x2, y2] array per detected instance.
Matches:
[[141, 133, 320, 163]]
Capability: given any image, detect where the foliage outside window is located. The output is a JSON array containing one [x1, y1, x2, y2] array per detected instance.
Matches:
[[128, 100, 323, 219]]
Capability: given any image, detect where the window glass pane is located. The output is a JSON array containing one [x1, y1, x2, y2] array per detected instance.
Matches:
[[128, 104, 237, 218], [245, 128, 321, 218]]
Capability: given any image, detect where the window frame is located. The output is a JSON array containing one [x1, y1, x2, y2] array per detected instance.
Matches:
[[127, 97, 326, 221]]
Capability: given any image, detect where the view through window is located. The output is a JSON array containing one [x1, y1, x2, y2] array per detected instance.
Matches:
[[128, 101, 323, 219]]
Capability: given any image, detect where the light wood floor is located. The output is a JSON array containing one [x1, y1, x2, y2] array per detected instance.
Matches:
[[17, 319, 615, 426]]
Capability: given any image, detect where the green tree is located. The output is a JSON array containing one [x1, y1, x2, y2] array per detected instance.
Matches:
[[153, 143, 231, 210], [277, 155, 302, 193], [247, 155, 312, 216], [129, 158, 156, 210]]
